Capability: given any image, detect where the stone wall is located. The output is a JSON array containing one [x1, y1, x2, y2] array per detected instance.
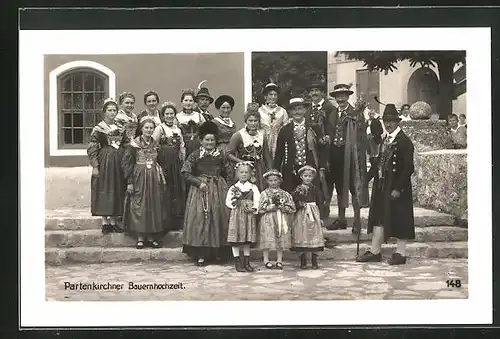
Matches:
[[415, 149, 468, 224], [400, 119, 454, 203]]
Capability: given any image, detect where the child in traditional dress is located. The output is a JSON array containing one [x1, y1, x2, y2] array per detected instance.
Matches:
[[291, 165, 325, 269], [258, 169, 296, 270], [226, 162, 261, 272]]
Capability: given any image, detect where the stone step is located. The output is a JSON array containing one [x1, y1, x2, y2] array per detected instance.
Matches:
[[45, 207, 457, 231], [45, 241, 468, 265], [45, 226, 467, 248]]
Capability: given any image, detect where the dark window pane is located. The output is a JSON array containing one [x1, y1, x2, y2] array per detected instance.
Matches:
[[62, 93, 72, 109], [83, 73, 94, 91], [95, 76, 104, 92], [96, 93, 105, 109], [63, 129, 73, 144], [73, 74, 83, 91], [84, 112, 97, 128], [62, 76, 72, 91], [63, 114, 72, 127], [74, 93, 83, 109], [84, 93, 95, 109], [73, 129, 84, 144], [73, 114, 83, 127], [84, 128, 93, 143]]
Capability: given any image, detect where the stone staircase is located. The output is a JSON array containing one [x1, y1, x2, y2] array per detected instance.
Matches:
[[45, 206, 468, 265]]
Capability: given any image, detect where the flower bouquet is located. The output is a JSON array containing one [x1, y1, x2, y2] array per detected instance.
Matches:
[[230, 185, 243, 207], [293, 184, 309, 209], [270, 192, 286, 207], [171, 132, 181, 145]]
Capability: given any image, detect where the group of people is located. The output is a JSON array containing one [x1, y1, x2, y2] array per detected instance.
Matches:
[[87, 80, 417, 271]]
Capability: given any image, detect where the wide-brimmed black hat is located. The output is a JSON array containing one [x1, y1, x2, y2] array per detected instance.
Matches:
[[195, 87, 214, 103], [329, 84, 354, 97], [262, 82, 280, 96], [307, 81, 327, 92], [214, 95, 235, 109], [382, 104, 402, 121]]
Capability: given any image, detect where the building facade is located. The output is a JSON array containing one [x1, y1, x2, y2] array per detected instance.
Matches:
[[44, 53, 245, 167], [327, 52, 466, 116]]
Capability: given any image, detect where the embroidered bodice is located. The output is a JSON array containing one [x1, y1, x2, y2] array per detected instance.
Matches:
[[213, 116, 236, 144], [115, 110, 138, 140], [238, 128, 264, 161]]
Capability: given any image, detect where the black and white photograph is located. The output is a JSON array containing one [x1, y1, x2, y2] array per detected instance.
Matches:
[[19, 26, 491, 327]]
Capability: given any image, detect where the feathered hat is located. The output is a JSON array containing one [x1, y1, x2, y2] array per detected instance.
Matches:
[[307, 80, 327, 92], [198, 120, 219, 138], [374, 96, 401, 121], [262, 82, 280, 96], [195, 80, 214, 103]]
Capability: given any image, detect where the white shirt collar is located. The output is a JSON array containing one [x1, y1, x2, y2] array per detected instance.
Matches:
[[235, 181, 253, 191], [293, 119, 306, 126], [387, 126, 401, 141], [312, 99, 324, 108]]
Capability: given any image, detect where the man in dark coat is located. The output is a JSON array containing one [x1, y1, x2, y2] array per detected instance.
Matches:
[[194, 80, 214, 121], [323, 84, 369, 234], [356, 104, 415, 265], [274, 97, 327, 211]]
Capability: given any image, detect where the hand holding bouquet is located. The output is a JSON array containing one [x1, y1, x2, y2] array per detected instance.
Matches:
[[230, 186, 243, 207], [293, 184, 309, 209]]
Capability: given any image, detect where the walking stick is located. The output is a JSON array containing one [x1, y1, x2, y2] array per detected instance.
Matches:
[[356, 226, 361, 256]]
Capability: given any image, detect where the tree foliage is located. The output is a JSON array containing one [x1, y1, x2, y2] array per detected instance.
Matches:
[[252, 52, 327, 106], [335, 51, 465, 73], [336, 51, 466, 118]]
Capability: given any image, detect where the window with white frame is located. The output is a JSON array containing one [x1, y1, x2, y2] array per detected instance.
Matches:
[[49, 60, 116, 156], [59, 69, 108, 147]]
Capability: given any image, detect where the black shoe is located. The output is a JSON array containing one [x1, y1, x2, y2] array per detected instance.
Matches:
[[300, 253, 307, 269], [311, 253, 319, 269], [234, 257, 246, 272], [149, 240, 162, 249], [388, 253, 407, 265], [243, 256, 255, 272], [265, 262, 275, 269], [112, 224, 124, 233], [326, 219, 347, 230], [356, 251, 382, 262], [196, 258, 206, 267], [101, 224, 113, 234]]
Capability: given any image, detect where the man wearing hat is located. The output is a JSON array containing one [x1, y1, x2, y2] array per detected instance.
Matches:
[[274, 96, 327, 212], [306, 81, 335, 146], [323, 84, 369, 234], [356, 103, 415, 265], [194, 80, 215, 121]]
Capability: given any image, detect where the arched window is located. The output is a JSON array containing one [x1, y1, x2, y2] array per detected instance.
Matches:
[[49, 60, 116, 156], [59, 69, 108, 146]]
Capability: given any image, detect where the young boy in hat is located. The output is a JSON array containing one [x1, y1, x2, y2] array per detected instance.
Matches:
[[323, 84, 369, 234], [356, 103, 416, 265], [194, 81, 215, 121]]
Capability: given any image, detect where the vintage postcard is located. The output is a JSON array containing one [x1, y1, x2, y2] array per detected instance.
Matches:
[[19, 26, 491, 327]]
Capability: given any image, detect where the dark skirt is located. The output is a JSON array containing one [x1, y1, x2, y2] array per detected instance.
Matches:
[[125, 163, 165, 237], [158, 144, 186, 230], [182, 176, 231, 259], [90, 145, 125, 217]]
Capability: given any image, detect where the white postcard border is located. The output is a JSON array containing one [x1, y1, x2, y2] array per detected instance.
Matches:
[[19, 27, 491, 327]]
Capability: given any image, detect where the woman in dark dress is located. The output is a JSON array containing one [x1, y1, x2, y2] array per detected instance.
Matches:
[[152, 101, 186, 231], [227, 103, 272, 192], [87, 98, 128, 234], [176, 89, 206, 157], [212, 95, 237, 184], [122, 118, 166, 249], [136, 90, 162, 136], [181, 121, 232, 266]]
